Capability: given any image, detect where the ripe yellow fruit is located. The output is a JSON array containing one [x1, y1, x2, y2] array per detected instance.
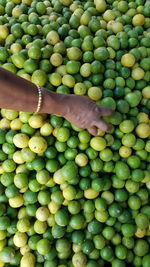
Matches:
[[22, 0, 32, 5], [135, 228, 146, 238], [142, 86, 150, 99], [13, 151, 25, 164], [10, 43, 22, 54], [132, 14, 145, 26], [136, 123, 150, 139], [131, 67, 145, 80], [12, 7, 23, 18], [13, 232, 28, 248], [13, 133, 29, 148], [20, 245, 30, 256], [107, 20, 115, 30], [36, 207, 50, 222], [59, 0, 72, 6], [28, 136, 47, 153], [50, 53, 63, 67], [10, 118, 23, 130], [90, 136, 107, 151], [9, 194, 24, 208], [70, 3, 78, 12], [94, 0, 106, 13], [63, 185, 76, 200], [46, 31, 59, 45], [75, 153, 88, 167], [137, 113, 149, 124], [103, 10, 116, 22], [0, 25, 9, 39], [119, 146, 132, 158], [88, 86, 102, 101], [20, 252, 36, 267], [48, 201, 60, 214], [121, 53, 135, 67], [112, 22, 123, 33], [40, 123, 53, 136], [72, 252, 87, 267], [74, 8, 84, 18], [53, 169, 66, 184], [28, 114, 45, 128], [84, 188, 99, 199]]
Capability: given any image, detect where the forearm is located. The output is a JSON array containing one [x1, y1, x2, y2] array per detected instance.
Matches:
[[0, 67, 67, 115], [0, 67, 113, 135]]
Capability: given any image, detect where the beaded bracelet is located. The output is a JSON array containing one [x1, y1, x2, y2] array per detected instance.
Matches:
[[35, 85, 42, 113]]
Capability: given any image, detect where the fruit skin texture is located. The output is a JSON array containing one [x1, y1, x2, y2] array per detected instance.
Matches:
[[72, 252, 87, 267], [0, 247, 15, 263], [20, 252, 36, 267], [132, 14, 145, 26], [136, 123, 150, 139], [142, 86, 150, 99], [28, 136, 47, 153], [121, 53, 135, 67]]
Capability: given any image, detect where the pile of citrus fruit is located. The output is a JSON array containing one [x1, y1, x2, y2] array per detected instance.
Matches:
[[0, 0, 150, 266]]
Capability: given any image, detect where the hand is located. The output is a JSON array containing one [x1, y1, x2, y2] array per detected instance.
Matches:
[[63, 94, 113, 136]]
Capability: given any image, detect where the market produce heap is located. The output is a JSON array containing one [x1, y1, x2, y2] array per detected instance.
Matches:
[[0, 0, 150, 267]]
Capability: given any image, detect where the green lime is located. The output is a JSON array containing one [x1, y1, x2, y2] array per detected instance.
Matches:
[[135, 213, 149, 229], [115, 161, 130, 180], [94, 47, 109, 61], [121, 224, 136, 237], [134, 240, 149, 257]]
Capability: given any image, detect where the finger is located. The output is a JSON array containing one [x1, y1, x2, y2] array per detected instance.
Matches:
[[95, 119, 112, 132], [98, 106, 114, 116], [88, 126, 97, 136]]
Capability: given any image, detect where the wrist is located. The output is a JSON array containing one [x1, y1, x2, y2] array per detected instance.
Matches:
[[40, 88, 69, 117]]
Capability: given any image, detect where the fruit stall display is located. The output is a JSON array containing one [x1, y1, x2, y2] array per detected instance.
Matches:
[[0, 0, 150, 266]]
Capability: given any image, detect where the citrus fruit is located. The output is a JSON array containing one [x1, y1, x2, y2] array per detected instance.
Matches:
[[46, 30, 59, 45], [0, 247, 15, 263], [136, 123, 150, 138], [72, 252, 87, 267], [13, 232, 28, 248], [135, 213, 149, 229], [88, 87, 102, 101], [121, 53, 135, 67], [132, 14, 145, 26], [20, 252, 36, 267], [28, 136, 47, 153], [90, 137, 107, 151], [31, 69, 47, 86], [13, 133, 29, 148], [0, 25, 9, 39], [142, 86, 150, 99], [131, 67, 145, 80]]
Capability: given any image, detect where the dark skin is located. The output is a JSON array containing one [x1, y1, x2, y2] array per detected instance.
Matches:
[[0, 67, 113, 135]]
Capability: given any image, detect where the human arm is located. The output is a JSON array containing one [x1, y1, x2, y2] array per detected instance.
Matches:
[[0, 67, 64, 115], [0, 67, 113, 135]]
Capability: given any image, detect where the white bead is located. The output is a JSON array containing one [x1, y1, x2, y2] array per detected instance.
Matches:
[[35, 85, 42, 113]]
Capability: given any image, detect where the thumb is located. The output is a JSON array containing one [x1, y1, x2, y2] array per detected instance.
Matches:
[[88, 126, 97, 136]]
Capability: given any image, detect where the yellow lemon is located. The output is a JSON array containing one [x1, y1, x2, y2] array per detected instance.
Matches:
[[121, 53, 135, 67], [132, 14, 145, 26], [136, 123, 150, 139]]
